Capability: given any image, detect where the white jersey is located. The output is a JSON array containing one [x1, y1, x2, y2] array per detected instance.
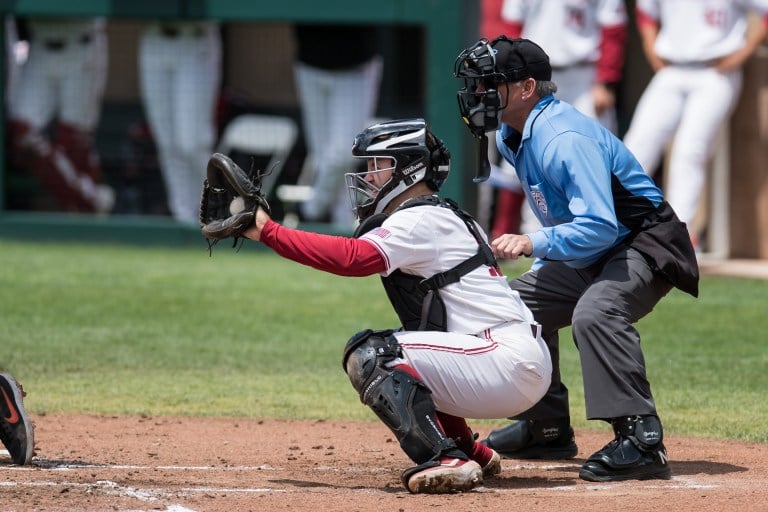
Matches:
[[359, 202, 535, 334], [638, 0, 768, 63], [501, 0, 627, 67]]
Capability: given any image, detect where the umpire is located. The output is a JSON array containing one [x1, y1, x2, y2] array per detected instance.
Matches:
[[454, 36, 699, 482]]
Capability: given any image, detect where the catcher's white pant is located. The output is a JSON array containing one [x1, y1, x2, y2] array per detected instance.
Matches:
[[389, 321, 552, 420], [139, 22, 221, 224], [623, 65, 742, 227]]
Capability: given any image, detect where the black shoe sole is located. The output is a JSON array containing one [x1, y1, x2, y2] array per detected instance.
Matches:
[[578, 464, 672, 482]]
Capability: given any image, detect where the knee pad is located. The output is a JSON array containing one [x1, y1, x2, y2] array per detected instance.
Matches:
[[341, 329, 463, 464], [342, 328, 399, 394]]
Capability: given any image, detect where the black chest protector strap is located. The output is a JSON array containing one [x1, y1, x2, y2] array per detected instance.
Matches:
[[354, 196, 498, 331]]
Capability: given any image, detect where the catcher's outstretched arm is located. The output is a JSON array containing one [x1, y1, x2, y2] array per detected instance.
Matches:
[[257, 219, 386, 277]]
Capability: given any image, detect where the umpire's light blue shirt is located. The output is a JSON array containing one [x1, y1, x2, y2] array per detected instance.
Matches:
[[496, 94, 664, 269]]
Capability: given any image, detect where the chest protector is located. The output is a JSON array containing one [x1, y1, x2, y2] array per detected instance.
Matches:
[[354, 196, 498, 331]]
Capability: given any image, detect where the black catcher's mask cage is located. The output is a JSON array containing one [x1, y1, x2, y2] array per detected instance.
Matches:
[[345, 118, 450, 221]]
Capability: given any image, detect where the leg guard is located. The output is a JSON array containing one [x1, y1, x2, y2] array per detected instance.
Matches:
[[342, 329, 466, 465]]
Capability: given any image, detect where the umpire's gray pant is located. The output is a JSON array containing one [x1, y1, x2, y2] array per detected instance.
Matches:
[[510, 245, 673, 421]]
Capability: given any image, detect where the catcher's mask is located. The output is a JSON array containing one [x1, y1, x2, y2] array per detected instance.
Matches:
[[454, 36, 552, 136], [345, 118, 450, 221]]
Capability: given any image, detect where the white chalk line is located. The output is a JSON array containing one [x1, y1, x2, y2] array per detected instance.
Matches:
[[28, 460, 281, 471], [0, 479, 199, 512], [2, 460, 720, 494]]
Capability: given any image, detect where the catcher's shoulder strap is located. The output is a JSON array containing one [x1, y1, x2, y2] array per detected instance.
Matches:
[[354, 196, 498, 331], [414, 196, 497, 293]]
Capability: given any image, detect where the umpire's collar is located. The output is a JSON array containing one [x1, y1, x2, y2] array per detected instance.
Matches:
[[501, 94, 555, 153]]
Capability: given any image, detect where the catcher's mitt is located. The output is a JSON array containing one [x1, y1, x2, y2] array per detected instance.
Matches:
[[199, 152, 271, 247]]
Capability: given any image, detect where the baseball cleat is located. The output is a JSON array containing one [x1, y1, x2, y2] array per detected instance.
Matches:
[[481, 449, 502, 478], [404, 457, 483, 494], [0, 373, 35, 465]]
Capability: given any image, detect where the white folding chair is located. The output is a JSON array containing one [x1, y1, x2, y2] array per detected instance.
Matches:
[[217, 114, 298, 197]]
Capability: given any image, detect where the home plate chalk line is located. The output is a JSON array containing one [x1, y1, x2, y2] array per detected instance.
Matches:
[[2, 460, 719, 495], [0, 472, 721, 512]]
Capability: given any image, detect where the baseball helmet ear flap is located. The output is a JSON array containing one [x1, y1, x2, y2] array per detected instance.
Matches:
[[429, 141, 450, 190], [422, 128, 450, 190]]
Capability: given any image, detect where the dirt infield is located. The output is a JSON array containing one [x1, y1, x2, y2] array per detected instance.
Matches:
[[1, 413, 767, 512]]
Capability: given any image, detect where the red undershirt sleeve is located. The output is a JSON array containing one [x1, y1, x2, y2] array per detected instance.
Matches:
[[635, 9, 659, 30], [597, 24, 628, 84], [259, 219, 387, 277]]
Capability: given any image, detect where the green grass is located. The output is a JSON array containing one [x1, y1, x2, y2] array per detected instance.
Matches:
[[1, 240, 766, 442]]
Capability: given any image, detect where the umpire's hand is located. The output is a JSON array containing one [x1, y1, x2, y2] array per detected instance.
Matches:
[[491, 233, 533, 260]]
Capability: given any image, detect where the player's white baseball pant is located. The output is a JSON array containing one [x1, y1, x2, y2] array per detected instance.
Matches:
[[139, 23, 221, 224], [623, 65, 742, 227], [10, 22, 107, 132], [294, 56, 382, 227], [389, 321, 552, 419]]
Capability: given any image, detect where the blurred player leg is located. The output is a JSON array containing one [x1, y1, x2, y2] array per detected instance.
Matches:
[[664, 67, 741, 231], [327, 56, 382, 229], [173, 24, 221, 224], [8, 120, 109, 212], [295, 62, 333, 222], [622, 68, 686, 179]]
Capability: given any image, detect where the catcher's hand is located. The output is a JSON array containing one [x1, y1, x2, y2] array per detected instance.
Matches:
[[199, 153, 271, 246]]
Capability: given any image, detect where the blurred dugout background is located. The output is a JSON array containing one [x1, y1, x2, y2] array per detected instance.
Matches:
[[2, 19, 425, 223], [1, 1, 767, 258]]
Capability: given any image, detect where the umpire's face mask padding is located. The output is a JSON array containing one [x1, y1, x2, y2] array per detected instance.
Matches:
[[454, 40, 508, 136]]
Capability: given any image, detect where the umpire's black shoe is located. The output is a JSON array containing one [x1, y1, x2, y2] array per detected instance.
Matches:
[[481, 419, 578, 460], [579, 415, 671, 482]]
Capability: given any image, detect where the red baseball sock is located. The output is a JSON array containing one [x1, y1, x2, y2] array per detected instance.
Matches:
[[436, 411, 494, 468]]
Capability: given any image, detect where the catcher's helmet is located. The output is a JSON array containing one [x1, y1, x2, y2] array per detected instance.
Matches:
[[345, 118, 450, 221], [454, 36, 551, 136]]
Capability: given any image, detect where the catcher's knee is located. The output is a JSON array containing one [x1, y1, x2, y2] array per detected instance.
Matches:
[[342, 329, 399, 393], [341, 329, 462, 464]]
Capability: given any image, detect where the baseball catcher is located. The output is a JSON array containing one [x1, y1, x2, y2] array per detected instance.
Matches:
[[229, 118, 553, 494], [199, 152, 271, 248]]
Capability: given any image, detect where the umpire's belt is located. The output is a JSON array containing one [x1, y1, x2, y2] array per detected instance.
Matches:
[[42, 34, 92, 51], [159, 25, 206, 38]]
